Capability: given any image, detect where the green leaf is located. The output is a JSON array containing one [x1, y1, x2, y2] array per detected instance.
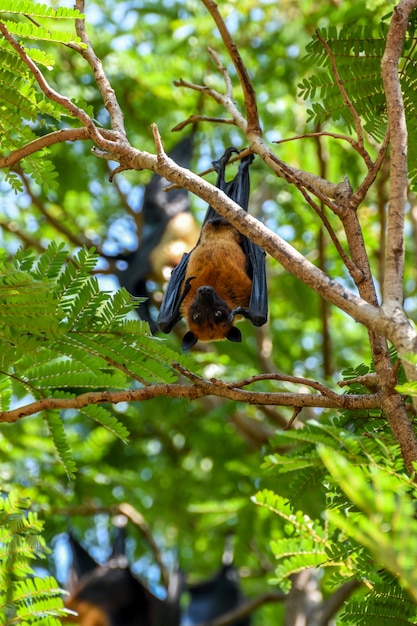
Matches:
[[319, 446, 417, 603]]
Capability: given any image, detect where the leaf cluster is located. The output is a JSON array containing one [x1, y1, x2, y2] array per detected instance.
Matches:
[[0, 243, 191, 476], [299, 21, 417, 189], [255, 402, 417, 621], [0, 491, 67, 625], [0, 0, 84, 190]]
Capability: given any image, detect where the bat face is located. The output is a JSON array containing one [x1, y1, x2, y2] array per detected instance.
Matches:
[[182, 286, 242, 350]]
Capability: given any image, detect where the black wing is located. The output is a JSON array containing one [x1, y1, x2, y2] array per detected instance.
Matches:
[[157, 251, 191, 333], [240, 235, 268, 326]]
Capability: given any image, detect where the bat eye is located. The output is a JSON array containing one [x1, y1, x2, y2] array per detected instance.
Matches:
[[214, 310, 224, 319], [192, 312, 201, 321]]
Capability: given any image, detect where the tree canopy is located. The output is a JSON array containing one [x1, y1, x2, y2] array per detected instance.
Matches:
[[2, 0, 417, 624]]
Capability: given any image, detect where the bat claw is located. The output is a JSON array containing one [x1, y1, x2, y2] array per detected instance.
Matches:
[[228, 306, 245, 322]]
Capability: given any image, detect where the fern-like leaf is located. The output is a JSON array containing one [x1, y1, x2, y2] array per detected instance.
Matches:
[[0, 493, 68, 625], [0, 244, 194, 470], [43, 410, 76, 478], [0, 3, 85, 188], [341, 578, 417, 625], [300, 22, 417, 188]]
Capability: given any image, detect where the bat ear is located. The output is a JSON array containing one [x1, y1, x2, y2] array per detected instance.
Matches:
[[182, 331, 199, 351], [226, 326, 242, 343]]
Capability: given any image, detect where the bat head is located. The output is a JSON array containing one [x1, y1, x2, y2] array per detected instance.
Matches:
[[182, 286, 242, 350]]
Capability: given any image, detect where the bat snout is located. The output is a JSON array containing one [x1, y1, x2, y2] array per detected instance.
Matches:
[[196, 285, 218, 304]]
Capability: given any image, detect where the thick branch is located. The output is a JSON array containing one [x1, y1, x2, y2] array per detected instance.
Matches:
[[381, 0, 417, 306], [122, 137, 390, 334]]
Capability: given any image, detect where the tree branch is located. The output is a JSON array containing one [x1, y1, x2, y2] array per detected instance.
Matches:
[[53, 502, 170, 590], [316, 30, 369, 164], [74, 0, 126, 137], [195, 592, 285, 626], [381, 0, 417, 308], [0, 128, 94, 169], [19, 171, 88, 249], [0, 21, 102, 144], [200, 0, 261, 136], [0, 379, 382, 424]]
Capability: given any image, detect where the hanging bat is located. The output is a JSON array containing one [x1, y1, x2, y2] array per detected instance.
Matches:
[[157, 147, 268, 350]]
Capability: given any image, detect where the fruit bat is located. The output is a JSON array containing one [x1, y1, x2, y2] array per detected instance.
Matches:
[[157, 147, 268, 350], [65, 532, 182, 626], [116, 135, 199, 332], [183, 536, 251, 626]]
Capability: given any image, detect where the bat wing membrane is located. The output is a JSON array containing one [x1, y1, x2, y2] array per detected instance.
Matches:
[[157, 251, 190, 333]]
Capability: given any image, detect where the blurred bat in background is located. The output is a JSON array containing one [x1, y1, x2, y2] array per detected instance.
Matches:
[[116, 135, 199, 332]]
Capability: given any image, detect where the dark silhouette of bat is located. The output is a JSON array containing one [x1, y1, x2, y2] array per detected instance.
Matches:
[[64, 531, 253, 626], [157, 147, 268, 350], [183, 537, 251, 626], [64, 532, 182, 626]]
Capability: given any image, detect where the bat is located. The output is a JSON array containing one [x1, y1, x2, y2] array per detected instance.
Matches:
[[65, 531, 182, 626], [116, 135, 199, 332], [157, 147, 268, 350]]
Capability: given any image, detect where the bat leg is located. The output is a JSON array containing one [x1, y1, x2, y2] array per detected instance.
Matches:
[[229, 305, 267, 327]]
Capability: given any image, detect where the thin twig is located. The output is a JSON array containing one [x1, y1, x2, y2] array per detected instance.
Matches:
[[195, 592, 285, 626], [200, 0, 261, 136], [118, 502, 170, 589], [53, 502, 170, 590], [207, 46, 233, 97], [352, 130, 390, 208], [0, 21, 102, 143], [275, 130, 370, 156], [211, 371, 341, 399], [19, 171, 88, 249], [174, 77, 248, 131], [285, 407, 303, 430], [172, 115, 235, 132], [316, 30, 369, 161]]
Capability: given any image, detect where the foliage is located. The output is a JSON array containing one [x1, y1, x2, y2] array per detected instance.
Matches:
[[1, 1, 417, 625], [0, 491, 67, 625], [0, 242, 191, 477], [0, 1, 84, 191], [255, 362, 417, 620], [299, 20, 417, 189]]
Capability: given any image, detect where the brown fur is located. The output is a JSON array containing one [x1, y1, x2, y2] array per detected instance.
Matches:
[[63, 599, 109, 626], [180, 220, 252, 341]]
